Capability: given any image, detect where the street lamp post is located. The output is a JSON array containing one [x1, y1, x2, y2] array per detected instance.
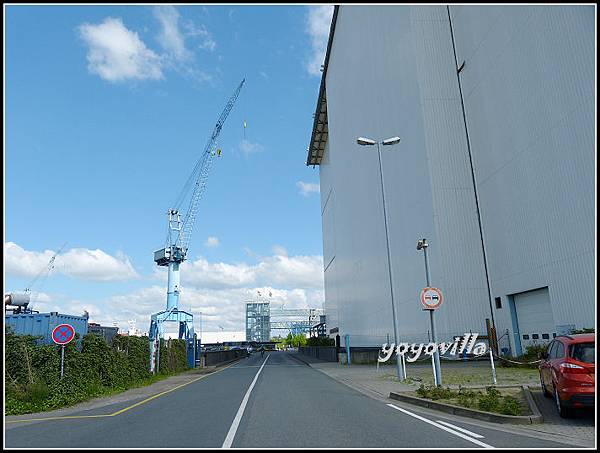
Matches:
[[417, 238, 442, 386], [357, 136, 404, 381]]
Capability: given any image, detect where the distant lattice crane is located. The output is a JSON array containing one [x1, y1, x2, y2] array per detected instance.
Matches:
[[5, 242, 67, 314], [149, 79, 245, 372]]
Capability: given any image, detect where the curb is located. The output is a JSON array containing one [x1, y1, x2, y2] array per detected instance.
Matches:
[[289, 353, 312, 366], [389, 385, 543, 425]]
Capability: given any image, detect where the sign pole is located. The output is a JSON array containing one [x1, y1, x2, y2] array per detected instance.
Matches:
[[52, 323, 75, 379], [421, 242, 442, 386], [60, 345, 65, 379], [429, 308, 442, 386]]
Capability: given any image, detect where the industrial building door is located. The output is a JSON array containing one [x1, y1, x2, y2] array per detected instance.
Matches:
[[513, 287, 556, 352]]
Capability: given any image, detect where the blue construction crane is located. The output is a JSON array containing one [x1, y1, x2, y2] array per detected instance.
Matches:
[[149, 79, 245, 372]]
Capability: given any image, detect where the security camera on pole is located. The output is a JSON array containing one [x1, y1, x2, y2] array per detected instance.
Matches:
[[417, 238, 443, 386]]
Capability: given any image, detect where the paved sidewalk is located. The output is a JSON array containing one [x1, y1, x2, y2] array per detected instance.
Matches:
[[293, 352, 540, 393], [292, 352, 595, 447]]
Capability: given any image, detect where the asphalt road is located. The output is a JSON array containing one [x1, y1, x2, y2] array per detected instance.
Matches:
[[4, 351, 579, 448]]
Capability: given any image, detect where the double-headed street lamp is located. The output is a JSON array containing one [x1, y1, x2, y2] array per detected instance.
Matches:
[[357, 136, 404, 381]]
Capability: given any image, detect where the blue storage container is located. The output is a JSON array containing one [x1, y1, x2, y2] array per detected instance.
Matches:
[[5, 312, 89, 345]]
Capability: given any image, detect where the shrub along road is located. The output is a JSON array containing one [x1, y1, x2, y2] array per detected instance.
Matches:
[[5, 351, 579, 448]]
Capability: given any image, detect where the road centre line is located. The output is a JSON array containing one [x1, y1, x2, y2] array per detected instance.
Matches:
[[387, 404, 493, 448], [436, 420, 485, 439], [6, 361, 238, 424], [222, 354, 270, 448]]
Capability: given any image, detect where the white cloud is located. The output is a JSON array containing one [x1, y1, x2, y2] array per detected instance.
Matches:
[[204, 236, 220, 248], [181, 251, 324, 291], [78, 17, 163, 82], [306, 5, 334, 76], [272, 245, 288, 257], [239, 139, 264, 156], [151, 248, 324, 291], [154, 6, 190, 61], [6, 242, 324, 335], [97, 284, 324, 336], [4, 242, 140, 282], [184, 21, 217, 51], [297, 181, 320, 197]]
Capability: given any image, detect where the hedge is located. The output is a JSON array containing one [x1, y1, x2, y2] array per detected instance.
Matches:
[[5, 327, 189, 415]]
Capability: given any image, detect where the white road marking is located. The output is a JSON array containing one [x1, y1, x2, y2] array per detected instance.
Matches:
[[230, 365, 303, 369], [387, 404, 493, 448], [436, 420, 485, 439], [222, 354, 270, 448]]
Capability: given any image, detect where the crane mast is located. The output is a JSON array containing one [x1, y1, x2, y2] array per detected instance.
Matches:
[[149, 79, 245, 372]]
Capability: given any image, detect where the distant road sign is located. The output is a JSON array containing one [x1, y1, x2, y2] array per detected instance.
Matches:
[[420, 287, 443, 310], [52, 324, 75, 345]]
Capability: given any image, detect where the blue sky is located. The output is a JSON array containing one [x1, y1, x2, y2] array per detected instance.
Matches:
[[5, 5, 334, 336]]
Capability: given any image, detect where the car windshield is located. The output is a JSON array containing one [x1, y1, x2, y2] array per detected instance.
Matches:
[[570, 342, 595, 363]]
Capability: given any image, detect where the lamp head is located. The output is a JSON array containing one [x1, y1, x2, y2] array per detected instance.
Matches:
[[382, 136, 401, 146], [356, 137, 377, 146]]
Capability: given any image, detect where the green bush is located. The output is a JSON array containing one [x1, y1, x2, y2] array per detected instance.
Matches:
[[306, 337, 335, 347], [499, 396, 521, 416], [457, 386, 478, 408], [477, 386, 501, 412], [499, 344, 547, 368], [5, 327, 189, 415], [415, 383, 524, 416], [416, 384, 456, 400], [571, 327, 594, 334]]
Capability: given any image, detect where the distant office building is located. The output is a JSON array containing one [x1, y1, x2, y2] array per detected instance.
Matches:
[[246, 301, 271, 342], [88, 323, 119, 344], [307, 6, 595, 356]]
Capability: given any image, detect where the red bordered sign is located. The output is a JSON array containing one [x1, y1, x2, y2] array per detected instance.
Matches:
[[420, 287, 443, 310], [52, 324, 75, 345]]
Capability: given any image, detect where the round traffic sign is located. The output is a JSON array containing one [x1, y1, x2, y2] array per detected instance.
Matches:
[[420, 287, 443, 310], [52, 324, 75, 345]]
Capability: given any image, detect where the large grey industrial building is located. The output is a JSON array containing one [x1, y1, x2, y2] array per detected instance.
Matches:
[[307, 5, 595, 356]]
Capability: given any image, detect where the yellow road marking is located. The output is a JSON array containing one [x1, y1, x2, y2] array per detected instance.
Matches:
[[109, 361, 236, 416], [6, 415, 111, 424], [6, 362, 238, 424]]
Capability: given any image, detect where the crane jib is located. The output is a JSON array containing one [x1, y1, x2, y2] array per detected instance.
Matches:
[[156, 78, 245, 265]]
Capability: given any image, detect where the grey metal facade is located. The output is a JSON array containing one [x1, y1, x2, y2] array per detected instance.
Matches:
[[309, 5, 595, 355], [245, 302, 271, 342]]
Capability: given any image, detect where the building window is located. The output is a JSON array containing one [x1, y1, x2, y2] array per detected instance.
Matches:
[[532, 333, 539, 339], [495, 297, 502, 309], [522, 334, 530, 340], [542, 333, 550, 339]]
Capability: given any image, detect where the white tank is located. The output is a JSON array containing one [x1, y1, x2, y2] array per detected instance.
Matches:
[[6, 292, 31, 307]]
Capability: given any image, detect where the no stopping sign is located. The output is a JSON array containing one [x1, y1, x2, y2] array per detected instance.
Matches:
[[52, 324, 75, 345]]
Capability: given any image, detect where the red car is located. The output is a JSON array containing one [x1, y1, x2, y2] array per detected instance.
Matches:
[[539, 333, 595, 417]]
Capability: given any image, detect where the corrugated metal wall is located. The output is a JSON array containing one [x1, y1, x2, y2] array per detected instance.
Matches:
[[318, 5, 594, 352], [5, 312, 89, 345], [449, 5, 596, 353]]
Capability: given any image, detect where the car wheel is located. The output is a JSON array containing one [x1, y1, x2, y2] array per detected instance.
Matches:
[[540, 373, 550, 397], [555, 387, 569, 418]]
